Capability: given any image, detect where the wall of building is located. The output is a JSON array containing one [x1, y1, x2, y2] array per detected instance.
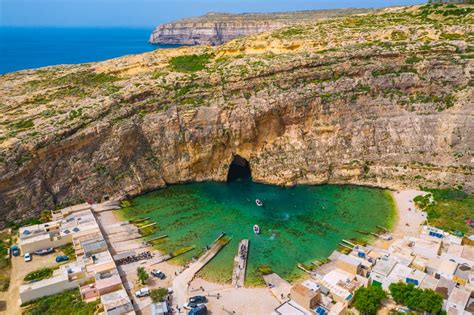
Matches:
[[20, 234, 72, 253], [20, 276, 78, 304]]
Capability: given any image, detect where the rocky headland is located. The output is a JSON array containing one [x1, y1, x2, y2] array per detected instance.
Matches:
[[0, 4, 473, 225], [149, 9, 374, 45]]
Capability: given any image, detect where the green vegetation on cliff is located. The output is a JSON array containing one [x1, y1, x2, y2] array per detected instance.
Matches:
[[169, 54, 212, 72], [0, 3, 472, 223], [414, 189, 474, 235]]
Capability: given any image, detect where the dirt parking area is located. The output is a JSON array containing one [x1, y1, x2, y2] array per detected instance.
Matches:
[[0, 253, 60, 315]]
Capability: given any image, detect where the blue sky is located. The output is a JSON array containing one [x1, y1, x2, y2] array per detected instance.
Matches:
[[1, 0, 426, 27]]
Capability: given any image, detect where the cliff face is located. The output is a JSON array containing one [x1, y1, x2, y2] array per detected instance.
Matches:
[[149, 9, 374, 45], [0, 5, 473, 225]]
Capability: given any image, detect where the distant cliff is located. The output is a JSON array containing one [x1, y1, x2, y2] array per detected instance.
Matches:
[[149, 9, 374, 45]]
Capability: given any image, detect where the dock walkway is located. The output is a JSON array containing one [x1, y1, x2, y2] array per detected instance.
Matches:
[[231, 239, 249, 288], [172, 234, 229, 307], [263, 273, 291, 303]]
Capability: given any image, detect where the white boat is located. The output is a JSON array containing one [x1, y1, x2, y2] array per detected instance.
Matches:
[[256, 199, 263, 207], [253, 225, 261, 234]]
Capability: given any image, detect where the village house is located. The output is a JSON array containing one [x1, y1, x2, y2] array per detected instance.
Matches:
[[20, 261, 91, 304], [19, 209, 100, 253]]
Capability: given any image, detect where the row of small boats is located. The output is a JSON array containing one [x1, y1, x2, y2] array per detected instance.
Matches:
[[254, 198, 263, 234]]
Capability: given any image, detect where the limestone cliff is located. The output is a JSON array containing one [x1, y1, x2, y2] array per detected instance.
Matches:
[[0, 4, 473, 225], [149, 9, 374, 45]]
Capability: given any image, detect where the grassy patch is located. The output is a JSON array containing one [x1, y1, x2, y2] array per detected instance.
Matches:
[[372, 66, 417, 77], [8, 119, 34, 131], [414, 189, 474, 235], [0, 232, 12, 291], [54, 70, 119, 87], [7, 217, 42, 230], [391, 30, 408, 41], [169, 54, 211, 72], [58, 243, 76, 260], [274, 27, 306, 38], [24, 267, 54, 282], [22, 288, 99, 315]]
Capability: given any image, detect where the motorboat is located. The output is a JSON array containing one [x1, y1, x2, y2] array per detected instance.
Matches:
[[255, 199, 263, 207], [253, 224, 261, 234]]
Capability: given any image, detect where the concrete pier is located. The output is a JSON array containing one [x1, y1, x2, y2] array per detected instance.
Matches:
[[231, 239, 249, 288]]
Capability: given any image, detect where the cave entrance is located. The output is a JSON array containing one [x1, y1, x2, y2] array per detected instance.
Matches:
[[227, 155, 251, 182]]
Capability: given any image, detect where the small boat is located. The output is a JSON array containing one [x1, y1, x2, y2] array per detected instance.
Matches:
[[253, 225, 261, 234], [255, 199, 263, 207], [34, 247, 54, 256]]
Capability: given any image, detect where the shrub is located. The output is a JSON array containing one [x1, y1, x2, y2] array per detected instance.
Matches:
[[389, 282, 443, 314], [58, 243, 76, 259], [22, 288, 99, 315], [391, 30, 408, 41], [150, 288, 169, 303], [137, 266, 149, 285], [24, 268, 54, 282], [8, 119, 34, 131], [353, 285, 386, 315], [169, 54, 211, 72]]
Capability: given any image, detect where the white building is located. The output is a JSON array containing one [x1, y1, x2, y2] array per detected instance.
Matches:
[[19, 209, 100, 253], [20, 261, 91, 304]]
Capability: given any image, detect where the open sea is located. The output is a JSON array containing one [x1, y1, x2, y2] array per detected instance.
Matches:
[[0, 27, 179, 75]]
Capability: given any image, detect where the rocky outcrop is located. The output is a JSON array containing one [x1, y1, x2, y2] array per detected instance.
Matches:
[[0, 5, 473, 225], [150, 9, 373, 45]]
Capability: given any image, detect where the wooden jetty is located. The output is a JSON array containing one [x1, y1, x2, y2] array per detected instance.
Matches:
[[129, 217, 150, 224], [148, 235, 168, 244], [341, 239, 356, 247], [231, 239, 249, 288], [138, 222, 157, 230]]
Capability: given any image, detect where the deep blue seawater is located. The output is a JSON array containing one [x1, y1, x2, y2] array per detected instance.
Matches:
[[0, 27, 179, 74]]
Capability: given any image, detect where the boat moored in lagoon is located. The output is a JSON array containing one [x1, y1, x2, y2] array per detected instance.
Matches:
[[255, 199, 263, 207], [253, 224, 261, 234]]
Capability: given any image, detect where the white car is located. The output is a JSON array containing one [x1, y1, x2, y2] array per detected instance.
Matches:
[[135, 287, 150, 298], [24, 252, 32, 262]]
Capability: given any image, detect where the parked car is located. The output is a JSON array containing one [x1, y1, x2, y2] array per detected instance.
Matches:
[[24, 252, 32, 262], [56, 255, 69, 263], [10, 245, 20, 257], [151, 269, 166, 279], [189, 296, 207, 304], [135, 287, 150, 298], [188, 304, 207, 315], [183, 302, 199, 310], [167, 287, 173, 294]]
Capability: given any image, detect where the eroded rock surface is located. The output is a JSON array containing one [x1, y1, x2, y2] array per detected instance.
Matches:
[[0, 5, 473, 224]]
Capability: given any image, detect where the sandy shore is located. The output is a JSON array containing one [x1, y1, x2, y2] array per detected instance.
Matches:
[[390, 189, 427, 238]]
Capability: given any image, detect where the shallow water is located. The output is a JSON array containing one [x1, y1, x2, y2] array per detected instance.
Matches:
[[121, 180, 395, 285]]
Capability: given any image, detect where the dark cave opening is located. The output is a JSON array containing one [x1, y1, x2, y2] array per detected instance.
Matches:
[[227, 155, 251, 182]]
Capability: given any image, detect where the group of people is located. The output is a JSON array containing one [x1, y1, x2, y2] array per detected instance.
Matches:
[[116, 250, 153, 265], [239, 244, 247, 259]]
